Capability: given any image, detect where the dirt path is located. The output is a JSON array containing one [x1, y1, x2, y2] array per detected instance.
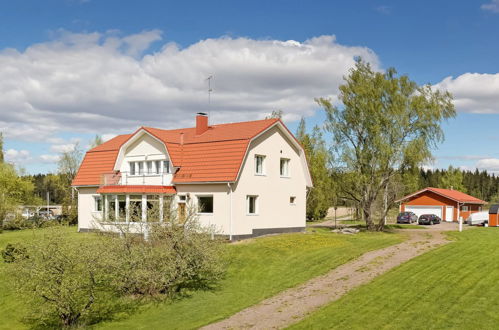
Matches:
[[202, 223, 458, 330]]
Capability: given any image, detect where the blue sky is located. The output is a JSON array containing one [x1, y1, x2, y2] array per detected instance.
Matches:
[[1, 0, 499, 173]]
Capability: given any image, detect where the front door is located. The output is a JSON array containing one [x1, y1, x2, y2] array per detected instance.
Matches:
[[445, 206, 454, 222]]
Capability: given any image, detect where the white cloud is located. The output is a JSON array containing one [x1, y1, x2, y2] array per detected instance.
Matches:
[[102, 133, 117, 142], [4, 149, 32, 164], [50, 143, 77, 153], [481, 0, 499, 13], [476, 158, 499, 172], [0, 31, 379, 142], [434, 73, 499, 113], [39, 154, 60, 163]]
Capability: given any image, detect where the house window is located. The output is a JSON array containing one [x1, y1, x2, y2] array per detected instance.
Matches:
[[129, 195, 142, 222], [290, 196, 296, 205], [146, 195, 160, 222], [280, 158, 290, 177], [197, 195, 213, 214], [461, 205, 469, 212], [163, 160, 171, 174], [155, 160, 161, 174], [255, 155, 265, 175], [129, 162, 136, 175], [94, 196, 102, 212], [146, 161, 153, 174], [138, 162, 144, 175], [178, 195, 187, 203], [247, 195, 258, 215]]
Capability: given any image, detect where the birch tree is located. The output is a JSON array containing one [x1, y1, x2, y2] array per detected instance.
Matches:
[[318, 60, 455, 230]]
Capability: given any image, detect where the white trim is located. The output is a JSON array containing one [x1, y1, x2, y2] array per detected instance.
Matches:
[[246, 195, 259, 215]]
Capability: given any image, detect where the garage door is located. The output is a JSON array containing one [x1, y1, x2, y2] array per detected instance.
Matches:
[[405, 206, 442, 219]]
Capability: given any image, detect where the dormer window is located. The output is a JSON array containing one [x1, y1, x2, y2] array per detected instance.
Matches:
[[129, 162, 136, 175], [138, 162, 144, 175], [163, 160, 171, 174], [146, 161, 153, 174], [155, 160, 161, 174]]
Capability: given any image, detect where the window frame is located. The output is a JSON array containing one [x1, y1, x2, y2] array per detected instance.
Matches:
[[163, 160, 171, 174], [93, 195, 102, 212], [247, 195, 259, 215], [197, 195, 214, 215], [461, 205, 469, 212], [129, 162, 136, 176], [280, 158, 290, 177], [254, 155, 266, 175]]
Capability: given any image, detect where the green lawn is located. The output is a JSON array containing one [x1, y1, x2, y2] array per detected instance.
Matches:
[[0, 227, 402, 330], [290, 228, 499, 329]]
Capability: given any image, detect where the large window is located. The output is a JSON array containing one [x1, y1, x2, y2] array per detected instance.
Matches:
[[137, 162, 144, 175], [197, 195, 213, 214], [129, 195, 142, 222], [146, 161, 153, 174], [93, 196, 102, 212], [146, 195, 160, 222], [280, 158, 290, 177], [255, 155, 265, 175], [129, 162, 136, 175], [247, 195, 258, 215], [163, 160, 171, 174], [155, 160, 161, 174]]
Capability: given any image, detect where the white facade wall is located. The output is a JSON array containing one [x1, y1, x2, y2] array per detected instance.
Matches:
[[77, 186, 102, 231], [231, 126, 307, 236]]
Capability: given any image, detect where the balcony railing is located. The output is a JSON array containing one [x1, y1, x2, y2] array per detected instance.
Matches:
[[101, 171, 173, 186]]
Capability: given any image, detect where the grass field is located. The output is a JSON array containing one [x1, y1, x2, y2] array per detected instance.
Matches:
[[0, 226, 402, 330], [290, 228, 499, 329]]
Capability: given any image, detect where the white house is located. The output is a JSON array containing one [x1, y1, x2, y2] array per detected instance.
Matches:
[[72, 113, 313, 240]]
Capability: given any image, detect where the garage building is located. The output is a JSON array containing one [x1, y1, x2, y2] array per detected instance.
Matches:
[[397, 187, 485, 222]]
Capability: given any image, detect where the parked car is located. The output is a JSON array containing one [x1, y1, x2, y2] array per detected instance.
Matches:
[[418, 214, 441, 225], [466, 211, 488, 226], [397, 211, 418, 224], [37, 210, 54, 220]]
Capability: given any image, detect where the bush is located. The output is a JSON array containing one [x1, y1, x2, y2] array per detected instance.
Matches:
[[7, 227, 119, 327], [1, 243, 28, 263], [108, 222, 225, 297], [6, 218, 226, 327]]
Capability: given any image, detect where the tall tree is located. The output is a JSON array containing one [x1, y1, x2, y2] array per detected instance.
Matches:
[[439, 166, 466, 192], [266, 109, 283, 119], [296, 118, 334, 220], [0, 163, 39, 230], [90, 135, 104, 149], [0, 132, 4, 163], [318, 60, 455, 230], [57, 143, 83, 224]]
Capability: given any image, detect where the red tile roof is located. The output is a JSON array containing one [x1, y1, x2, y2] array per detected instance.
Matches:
[[96, 185, 176, 194], [397, 187, 486, 204], [72, 118, 282, 186]]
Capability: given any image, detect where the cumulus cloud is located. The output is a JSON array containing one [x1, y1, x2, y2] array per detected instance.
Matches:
[[481, 0, 499, 13], [39, 154, 60, 163], [5, 149, 32, 164], [476, 158, 499, 173], [0, 30, 379, 142], [434, 73, 499, 113]]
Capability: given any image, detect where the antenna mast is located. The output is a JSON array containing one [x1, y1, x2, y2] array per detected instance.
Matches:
[[206, 75, 213, 118]]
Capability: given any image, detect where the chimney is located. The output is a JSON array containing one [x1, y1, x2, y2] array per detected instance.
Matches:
[[196, 112, 208, 135]]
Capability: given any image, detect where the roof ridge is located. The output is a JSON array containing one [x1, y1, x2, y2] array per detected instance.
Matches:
[[144, 117, 278, 133]]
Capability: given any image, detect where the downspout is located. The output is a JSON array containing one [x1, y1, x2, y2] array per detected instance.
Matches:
[[227, 182, 233, 241]]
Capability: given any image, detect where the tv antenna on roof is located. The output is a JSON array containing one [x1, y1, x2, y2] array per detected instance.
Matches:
[[206, 75, 213, 118]]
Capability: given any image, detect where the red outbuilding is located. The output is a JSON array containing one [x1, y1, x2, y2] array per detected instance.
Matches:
[[397, 187, 486, 222]]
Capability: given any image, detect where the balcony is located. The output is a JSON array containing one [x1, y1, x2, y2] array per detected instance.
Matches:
[[101, 171, 173, 186]]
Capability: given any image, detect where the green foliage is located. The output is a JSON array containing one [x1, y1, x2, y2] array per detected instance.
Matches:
[[1, 243, 28, 263], [90, 135, 104, 148], [0, 132, 4, 163], [319, 59, 455, 230], [439, 165, 466, 192], [290, 229, 499, 329], [296, 118, 334, 220], [265, 109, 283, 119], [0, 163, 39, 232], [8, 227, 117, 327]]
